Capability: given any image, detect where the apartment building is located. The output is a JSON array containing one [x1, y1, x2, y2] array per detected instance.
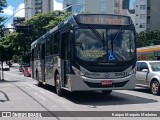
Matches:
[[149, 0, 160, 31], [63, 0, 130, 15], [13, 17, 25, 26], [25, 0, 54, 20], [135, 0, 147, 33], [135, 0, 160, 33]]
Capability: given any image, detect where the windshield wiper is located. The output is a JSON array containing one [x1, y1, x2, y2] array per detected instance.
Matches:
[[88, 25, 106, 50], [88, 25, 103, 42], [110, 26, 123, 53]]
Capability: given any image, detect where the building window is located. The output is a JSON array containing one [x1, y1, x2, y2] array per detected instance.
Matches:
[[101, 0, 106, 13], [139, 23, 146, 28], [72, 0, 85, 14], [140, 14, 146, 19], [140, 5, 146, 10]]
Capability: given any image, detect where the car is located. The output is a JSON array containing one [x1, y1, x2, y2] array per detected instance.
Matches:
[[23, 67, 31, 77], [136, 61, 160, 95], [0, 64, 10, 71], [19, 64, 30, 72]]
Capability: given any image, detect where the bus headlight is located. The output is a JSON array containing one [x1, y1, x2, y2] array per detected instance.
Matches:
[[72, 66, 84, 76]]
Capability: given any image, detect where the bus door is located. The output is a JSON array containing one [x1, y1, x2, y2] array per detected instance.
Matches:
[[61, 31, 70, 87], [40, 43, 45, 83]]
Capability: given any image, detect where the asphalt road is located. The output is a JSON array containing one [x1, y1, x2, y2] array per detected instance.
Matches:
[[0, 64, 160, 120]]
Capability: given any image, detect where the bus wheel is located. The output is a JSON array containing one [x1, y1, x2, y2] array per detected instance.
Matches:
[[55, 74, 63, 96], [102, 90, 112, 95], [151, 80, 160, 95]]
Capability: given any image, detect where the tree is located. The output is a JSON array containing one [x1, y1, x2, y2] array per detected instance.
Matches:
[[25, 10, 71, 42], [137, 30, 160, 48], [0, 0, 7, 26], [0, 0, 7, 61]]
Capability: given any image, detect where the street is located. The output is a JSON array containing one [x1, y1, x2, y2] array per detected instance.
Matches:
[[0, 64, 160, 120]]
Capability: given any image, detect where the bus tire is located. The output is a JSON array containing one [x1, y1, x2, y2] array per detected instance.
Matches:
[[150, 80, 160, 95], [102, 90, 112, 95], [55, 73, 64, 96]]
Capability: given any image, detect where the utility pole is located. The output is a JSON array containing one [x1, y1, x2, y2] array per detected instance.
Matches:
[[0, 46, 4, 81]]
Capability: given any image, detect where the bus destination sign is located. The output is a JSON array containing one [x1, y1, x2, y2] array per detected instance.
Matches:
[[77, 14, 131, 25]]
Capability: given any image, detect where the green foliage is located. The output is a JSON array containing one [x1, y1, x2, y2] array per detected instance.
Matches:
[[12, 55, 20, 63], [0, 0, 7, 25], [137, 30, 160, 47], [0, 0, 7, 13], [25, 10, 71, 42]]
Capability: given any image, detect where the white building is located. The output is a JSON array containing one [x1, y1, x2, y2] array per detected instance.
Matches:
[[25, 0, 54, 20], [135, 0, 147, 33], [63, 0, 130, 15]]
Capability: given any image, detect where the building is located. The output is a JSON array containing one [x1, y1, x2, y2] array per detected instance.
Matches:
[[135, 0, 147, 33], [63, 0, 130, 15], [148, 0, 160, 31], [13, 17, 25, 26], [3, 29, 11, 37], [122, 0, 130, 9], [25, 0, 54, 20], [135, 0, 160, 33], [129, 9, 135, 25], [63, 0, 72, 12]]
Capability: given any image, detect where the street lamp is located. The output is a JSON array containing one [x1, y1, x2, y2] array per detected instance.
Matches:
[[2, 7, 33, 26]]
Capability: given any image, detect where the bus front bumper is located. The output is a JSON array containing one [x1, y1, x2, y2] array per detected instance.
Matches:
[[68, 74, 136, 91]]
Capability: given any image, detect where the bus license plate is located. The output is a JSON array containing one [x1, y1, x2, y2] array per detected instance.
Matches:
[[101, 80, 112, 86]]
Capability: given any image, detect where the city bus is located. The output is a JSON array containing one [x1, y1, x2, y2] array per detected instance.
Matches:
[[31, 13, 137, 96]]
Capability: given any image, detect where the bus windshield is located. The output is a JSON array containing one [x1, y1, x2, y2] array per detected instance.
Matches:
[[75, 28, 135, 62]]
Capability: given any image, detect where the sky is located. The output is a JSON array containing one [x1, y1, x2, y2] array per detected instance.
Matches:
[[2, 0, 62, 28], [2, 0, 134, 28], [130, 0, 135, 9]]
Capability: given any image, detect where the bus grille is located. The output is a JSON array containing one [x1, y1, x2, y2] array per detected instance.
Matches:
[[84, 80, 129, 88]]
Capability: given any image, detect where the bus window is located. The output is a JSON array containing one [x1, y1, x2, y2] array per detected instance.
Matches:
[[41, 44, 45, 59], [61, 31, 69, 59], [46, 38, 51, 56], [50, 35, 54, 55], [31, 48, 34, 61], [54, 32, 60, 55]]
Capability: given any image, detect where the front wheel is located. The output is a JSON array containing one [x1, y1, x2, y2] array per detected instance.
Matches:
[[151, 80, 160, 95], [102, 90, 112, 95], [55, 74, 64, 96]]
